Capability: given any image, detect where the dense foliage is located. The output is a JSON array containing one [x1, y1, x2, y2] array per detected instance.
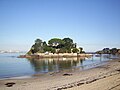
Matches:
[[27, 37, 85, 54], [96, 48, 120, 55]]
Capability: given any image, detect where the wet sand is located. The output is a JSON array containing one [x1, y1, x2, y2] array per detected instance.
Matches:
[[0, 58, 120, 90]]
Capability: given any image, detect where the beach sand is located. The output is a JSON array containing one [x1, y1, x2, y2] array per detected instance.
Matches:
[[0, 58, 120, 90]]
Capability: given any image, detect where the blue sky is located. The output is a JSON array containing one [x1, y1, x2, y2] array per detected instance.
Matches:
[[0, 0, 120, 52]]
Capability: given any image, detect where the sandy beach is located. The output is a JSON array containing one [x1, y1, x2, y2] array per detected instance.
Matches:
[[0, 58, 120, 90]]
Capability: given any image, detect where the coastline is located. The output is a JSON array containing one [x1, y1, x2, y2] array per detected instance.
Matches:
[[18, 53, 92, 58], [0, 58, 120, 90]]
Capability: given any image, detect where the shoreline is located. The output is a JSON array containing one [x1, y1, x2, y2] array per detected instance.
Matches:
[[18, 53, 92, 58], [0, 58, 120, 90]]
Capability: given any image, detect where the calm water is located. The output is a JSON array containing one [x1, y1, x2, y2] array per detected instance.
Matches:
[[0, 53, 117, 79]]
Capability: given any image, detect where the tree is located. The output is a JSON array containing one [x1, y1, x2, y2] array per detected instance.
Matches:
[[103, 48, 110, 54], [27, 39, 44, 54], [43, 46, 55, 53], [43, 41, 47, 46], [62, 38, 73, 44], [110, 48, 118, 55], [73, 43, 77, 48], [79, 47, 83, 53], [58, 48, 66, 53], [72, 48, 79, 53], [35, 39, 42, 45], [27, 37, 85, 55], [48, 38, 64, 48], [96, 48, 119, 54], [62, 38, 74, 53]]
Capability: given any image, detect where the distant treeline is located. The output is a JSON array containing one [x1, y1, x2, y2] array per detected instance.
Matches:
[[96, 48, 120, 55], [27, 37, 85, 55]]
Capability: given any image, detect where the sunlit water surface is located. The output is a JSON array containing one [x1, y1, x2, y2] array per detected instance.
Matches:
[[0, 53, 118, 79]]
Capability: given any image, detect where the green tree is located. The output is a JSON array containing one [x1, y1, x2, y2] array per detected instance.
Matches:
[[62, 38, 73, 44], [62, 38, 74, 53], [28, 39, 44, 54], [34, 39, 43, 52], [58, 47, 67, 53], [48, 38, 64, 48], [103, 48, 110, 54], [43, 46, 55, 53], [110, 48, 118, 55], [79, 47, 83, 53], [35, 39, 42, 44], [72, 48, 79, 53], [27, 37, 85, 55], [43, 41, 47, 46]]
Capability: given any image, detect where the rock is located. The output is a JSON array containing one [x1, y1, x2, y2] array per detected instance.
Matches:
[[63, 73, 72, 76], [5, 82, 16, 87]]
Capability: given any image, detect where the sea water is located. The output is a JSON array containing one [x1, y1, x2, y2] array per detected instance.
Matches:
[[0, 53, 117, 79]]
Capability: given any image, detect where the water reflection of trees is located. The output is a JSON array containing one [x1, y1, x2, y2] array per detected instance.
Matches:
[[27, 57, 85, 73]]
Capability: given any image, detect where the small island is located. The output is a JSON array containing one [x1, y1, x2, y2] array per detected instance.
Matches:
[[96, 48, 120, 55], [19, 37, 92, 58]]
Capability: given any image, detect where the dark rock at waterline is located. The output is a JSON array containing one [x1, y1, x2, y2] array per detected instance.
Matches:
[[116, 69, 120, 72], [63, 73, 72, 76], [5, 82, 16, 87]]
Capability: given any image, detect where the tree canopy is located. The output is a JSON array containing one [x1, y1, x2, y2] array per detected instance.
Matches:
[[48, 38, 64, 47], [35, 39, 42, 45], [27, 37, 84, 54], [62, 38, 73, 44]]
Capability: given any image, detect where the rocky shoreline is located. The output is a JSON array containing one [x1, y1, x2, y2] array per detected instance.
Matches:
[[18, 53, 92, 58]]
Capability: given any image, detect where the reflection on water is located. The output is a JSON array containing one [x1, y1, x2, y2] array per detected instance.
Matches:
[[0, 53, 118, 79], [27, 57, 85, 73], [27, 54, 116, 73]]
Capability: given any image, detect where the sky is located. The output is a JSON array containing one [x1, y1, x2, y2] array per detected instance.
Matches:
[[0, 0, 120, 52]]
